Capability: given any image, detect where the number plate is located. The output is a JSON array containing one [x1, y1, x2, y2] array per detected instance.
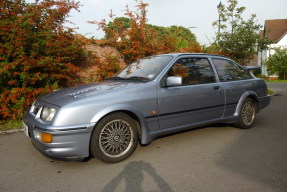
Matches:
[[23, 123, 29, 137]]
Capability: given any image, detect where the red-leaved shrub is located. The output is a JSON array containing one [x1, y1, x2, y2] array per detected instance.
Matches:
[[0, 0, 85, 120]]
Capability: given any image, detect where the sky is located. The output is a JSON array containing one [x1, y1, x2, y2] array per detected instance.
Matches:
[[28, 0, 287, 45]]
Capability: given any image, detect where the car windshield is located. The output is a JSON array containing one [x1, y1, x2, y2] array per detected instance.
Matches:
[[114, 55, 173, 81]]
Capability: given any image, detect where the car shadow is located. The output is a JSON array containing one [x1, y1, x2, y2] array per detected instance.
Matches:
[[101, 161, 173, 192]]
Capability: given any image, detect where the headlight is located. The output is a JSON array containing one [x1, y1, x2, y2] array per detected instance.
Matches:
[[41, 107, 56, 122]]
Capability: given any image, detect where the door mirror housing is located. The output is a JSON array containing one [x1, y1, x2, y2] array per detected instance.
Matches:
[[166, 76, 182, 87]]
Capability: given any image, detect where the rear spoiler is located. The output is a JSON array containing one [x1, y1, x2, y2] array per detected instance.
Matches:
[[242, 66, 261, 76], [243, 66, 261, 71]]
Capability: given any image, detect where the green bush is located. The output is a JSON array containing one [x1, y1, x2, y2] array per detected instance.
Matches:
[[253, 68, 262, 77], [265, 47, 287, 80]]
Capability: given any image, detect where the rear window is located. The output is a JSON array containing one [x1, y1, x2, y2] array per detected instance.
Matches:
[[212, 59, 252, 82]]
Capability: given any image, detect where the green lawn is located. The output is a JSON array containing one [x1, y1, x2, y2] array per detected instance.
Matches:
[[266, 79, 287, 83]]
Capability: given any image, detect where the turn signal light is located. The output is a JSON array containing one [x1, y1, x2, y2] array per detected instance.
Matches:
[[41, 133, 52, 143]]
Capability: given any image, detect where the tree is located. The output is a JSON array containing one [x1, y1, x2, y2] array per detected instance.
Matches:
[[168, 25, 197, 49], [105, 17, 198, 50], [265, 47, 287, 80], [92, 0, 201, 63], [105, 17, 131, 39], [0, 0, 84, 120], [93, 1, 178, 63], [147, 25, 198, 49], [212, 0, 266, 63]]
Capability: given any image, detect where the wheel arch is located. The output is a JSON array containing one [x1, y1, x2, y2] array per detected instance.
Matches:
[[234, 91, 259, 116], [89, 104, 151, 145]]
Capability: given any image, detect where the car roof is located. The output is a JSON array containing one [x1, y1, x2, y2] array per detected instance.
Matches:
[[160, 53, 229, 59]]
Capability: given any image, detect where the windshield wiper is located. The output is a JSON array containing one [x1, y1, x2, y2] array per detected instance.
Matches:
[[106, 77, 126, 80], [125, 76, 150, 81], [106, 76, 150, 81]]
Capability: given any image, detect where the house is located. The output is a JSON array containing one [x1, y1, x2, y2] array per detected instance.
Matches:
[[258, 19, 287, 79]]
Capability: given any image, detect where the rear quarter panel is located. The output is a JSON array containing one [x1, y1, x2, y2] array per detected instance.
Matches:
[[220, 78, 267, 117]]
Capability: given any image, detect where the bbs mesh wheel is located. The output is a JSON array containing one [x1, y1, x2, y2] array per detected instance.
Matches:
[[236, 98, 257, 129], [90, 112, 138, 163]]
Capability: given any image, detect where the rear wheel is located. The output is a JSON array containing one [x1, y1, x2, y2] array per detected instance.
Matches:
[[90, 112, 138, 163], [236, 98, 257, 129]]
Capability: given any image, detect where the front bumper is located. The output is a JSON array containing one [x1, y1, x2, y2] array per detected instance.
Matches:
[[23, 112, 95, 159]]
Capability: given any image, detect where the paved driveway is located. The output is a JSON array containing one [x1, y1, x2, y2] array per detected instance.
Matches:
[[0, 83, 286, 192]]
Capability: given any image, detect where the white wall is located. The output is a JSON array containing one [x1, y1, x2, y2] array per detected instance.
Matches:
[[258, 33, 287, 76], [268, 32, 287, 56]]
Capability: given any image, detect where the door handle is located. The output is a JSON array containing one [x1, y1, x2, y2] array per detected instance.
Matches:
[[213, 86, 220, 90]]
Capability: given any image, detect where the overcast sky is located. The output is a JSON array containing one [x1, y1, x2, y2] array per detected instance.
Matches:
[[28, 0, 287, 45]]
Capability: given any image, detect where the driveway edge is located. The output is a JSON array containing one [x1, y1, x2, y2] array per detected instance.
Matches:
[[0, 128, 24, 135]]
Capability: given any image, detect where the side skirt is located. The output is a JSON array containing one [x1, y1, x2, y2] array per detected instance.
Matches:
[[141, 116, 239, 145]]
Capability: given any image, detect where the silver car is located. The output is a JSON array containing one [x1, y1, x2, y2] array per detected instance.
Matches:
[[23, 53, 270, 163]]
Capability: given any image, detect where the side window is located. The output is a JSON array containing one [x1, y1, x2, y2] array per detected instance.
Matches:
[[168, 58, 216, 85], [212, 59, 252, 82]]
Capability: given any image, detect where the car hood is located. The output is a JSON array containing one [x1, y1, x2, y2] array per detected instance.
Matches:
[[40, 80, 143, 106]]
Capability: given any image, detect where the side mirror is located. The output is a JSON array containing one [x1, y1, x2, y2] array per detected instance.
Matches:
[[166, 76, 182, 87]]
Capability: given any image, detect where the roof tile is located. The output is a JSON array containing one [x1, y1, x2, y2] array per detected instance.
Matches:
[[263, 19, 287, 43]]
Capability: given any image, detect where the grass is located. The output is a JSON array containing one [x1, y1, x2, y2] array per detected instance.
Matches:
[[266, 79, 287, 83], [268, 89, 275, 96], [0, 120, 22, 132]]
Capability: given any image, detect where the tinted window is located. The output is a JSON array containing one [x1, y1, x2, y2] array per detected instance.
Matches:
[[168, 58, 216, 85], [212, 59, 252, 82]]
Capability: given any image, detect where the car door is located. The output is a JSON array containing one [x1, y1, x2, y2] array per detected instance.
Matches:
[[211, 58, 254, 117], [157, 56, 225, 130]]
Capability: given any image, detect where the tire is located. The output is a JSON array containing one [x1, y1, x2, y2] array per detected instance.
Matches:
[[90, 112, 138, 163], [235, 98, 257, 129]]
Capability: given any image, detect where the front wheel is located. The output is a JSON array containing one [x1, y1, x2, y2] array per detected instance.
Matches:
[[90, 112, 138, 163], [235, 98, 257, 129]]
